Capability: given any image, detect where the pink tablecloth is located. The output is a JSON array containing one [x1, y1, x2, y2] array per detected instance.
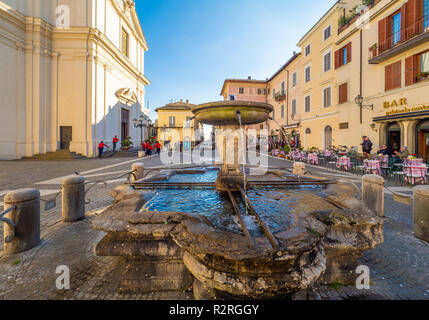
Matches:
[[337, 157, 351, 171], [364, 160, 382, 175], [308, 154, 319, 165], [404, 165, 427, 185]]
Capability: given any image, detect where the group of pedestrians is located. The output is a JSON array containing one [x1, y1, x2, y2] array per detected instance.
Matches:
[[98, 136, 163, 158], [142, 140, 162, 156]]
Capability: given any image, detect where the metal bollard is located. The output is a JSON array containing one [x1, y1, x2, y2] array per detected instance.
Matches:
[[2, 188, 40, 255], [414, 185, 429, 243], [62, 176, 85, 222], [131, 163, 144, 181], [362, 175, 385, 217]]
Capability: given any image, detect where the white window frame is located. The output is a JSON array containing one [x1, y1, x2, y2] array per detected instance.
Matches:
[[323, 25, 332, 42], [291, 99, 297, 115], [322, 85, 332, 108], [305, 44, 311, 56], [305, 64, 311, 83], [304, 95, 311, 113], [323, 49, 332, 73]]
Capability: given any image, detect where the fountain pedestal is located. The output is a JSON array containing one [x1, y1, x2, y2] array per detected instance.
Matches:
[[214, 125, 245, 192]]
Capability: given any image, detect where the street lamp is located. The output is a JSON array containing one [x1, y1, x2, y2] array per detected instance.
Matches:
[[355, 94, 374, 125], [354, 94, 374, 110], [133, 114, 146, 149]]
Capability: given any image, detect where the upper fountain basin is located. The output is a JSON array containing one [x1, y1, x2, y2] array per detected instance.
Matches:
[[192, 101, 274, 126]]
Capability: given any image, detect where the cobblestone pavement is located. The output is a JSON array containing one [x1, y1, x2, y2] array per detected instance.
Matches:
[[0, 152, 428, 300]]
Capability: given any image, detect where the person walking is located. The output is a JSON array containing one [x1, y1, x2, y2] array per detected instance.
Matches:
[[98, 141, 110, 158], [155, 141, 161, 156], [112, 136, 119, 152], [362, 136, 373, 159]]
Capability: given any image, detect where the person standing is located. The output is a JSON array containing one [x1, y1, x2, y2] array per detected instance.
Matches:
[[112, 136, 119, 152], [98, 141, 110, 158], [147, 144, 153, 156], [362, 136, 373, 159], [142, 141, 147, 156], [155, 141, 161, 156]]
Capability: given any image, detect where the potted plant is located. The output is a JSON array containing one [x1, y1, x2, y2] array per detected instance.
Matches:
[[417, 72, 429, 81], [279, 150, 286, 158], [369, 43, 377, 57], [121, 136, 133, 151]]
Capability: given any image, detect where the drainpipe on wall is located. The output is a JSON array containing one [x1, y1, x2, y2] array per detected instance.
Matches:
[[359, 29, 363, 124], [286, 70, 289, 130]]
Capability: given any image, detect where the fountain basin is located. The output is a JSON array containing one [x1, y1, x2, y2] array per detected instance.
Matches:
[[92, 169, 384, 299], [192, 101, 273, 126]]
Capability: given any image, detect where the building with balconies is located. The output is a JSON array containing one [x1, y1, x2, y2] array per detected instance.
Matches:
[[337, 0, 429, 160]]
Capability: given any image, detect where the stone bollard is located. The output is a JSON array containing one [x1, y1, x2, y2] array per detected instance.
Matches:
[[131, 163, 145, 182], [62, 176, 85, 222], [3, 189, 41, 255], [362, 175, 384, 217], [414, 186, 429, 243], [293, 162, 306, 175]]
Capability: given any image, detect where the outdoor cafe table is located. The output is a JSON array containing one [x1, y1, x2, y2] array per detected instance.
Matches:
[[336, 157, 351, 171], [308, 153, 319, 165], [364, 160, 382, 175], [404, 165, 428, 185]]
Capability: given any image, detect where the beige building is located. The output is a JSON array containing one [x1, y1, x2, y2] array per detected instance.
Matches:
[[155, 101, 203, 150], [0, 0, 150, 159], [266, 52, 302, 142]]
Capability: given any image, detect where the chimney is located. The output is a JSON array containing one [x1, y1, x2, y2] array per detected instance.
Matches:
[[248, 76, 251, 80], [186, 99, 189, 103]]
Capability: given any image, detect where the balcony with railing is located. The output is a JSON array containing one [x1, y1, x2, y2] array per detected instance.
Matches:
[[369, 14, 429, 63]]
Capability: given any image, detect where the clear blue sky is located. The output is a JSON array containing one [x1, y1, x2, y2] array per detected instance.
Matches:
[[135, 0, 336, 120]]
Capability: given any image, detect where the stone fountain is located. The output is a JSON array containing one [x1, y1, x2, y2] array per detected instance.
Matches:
[[91, 101, 384, 300]]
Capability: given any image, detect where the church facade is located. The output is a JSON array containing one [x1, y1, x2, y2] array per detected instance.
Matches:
[[0, 0, 150, 159]]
